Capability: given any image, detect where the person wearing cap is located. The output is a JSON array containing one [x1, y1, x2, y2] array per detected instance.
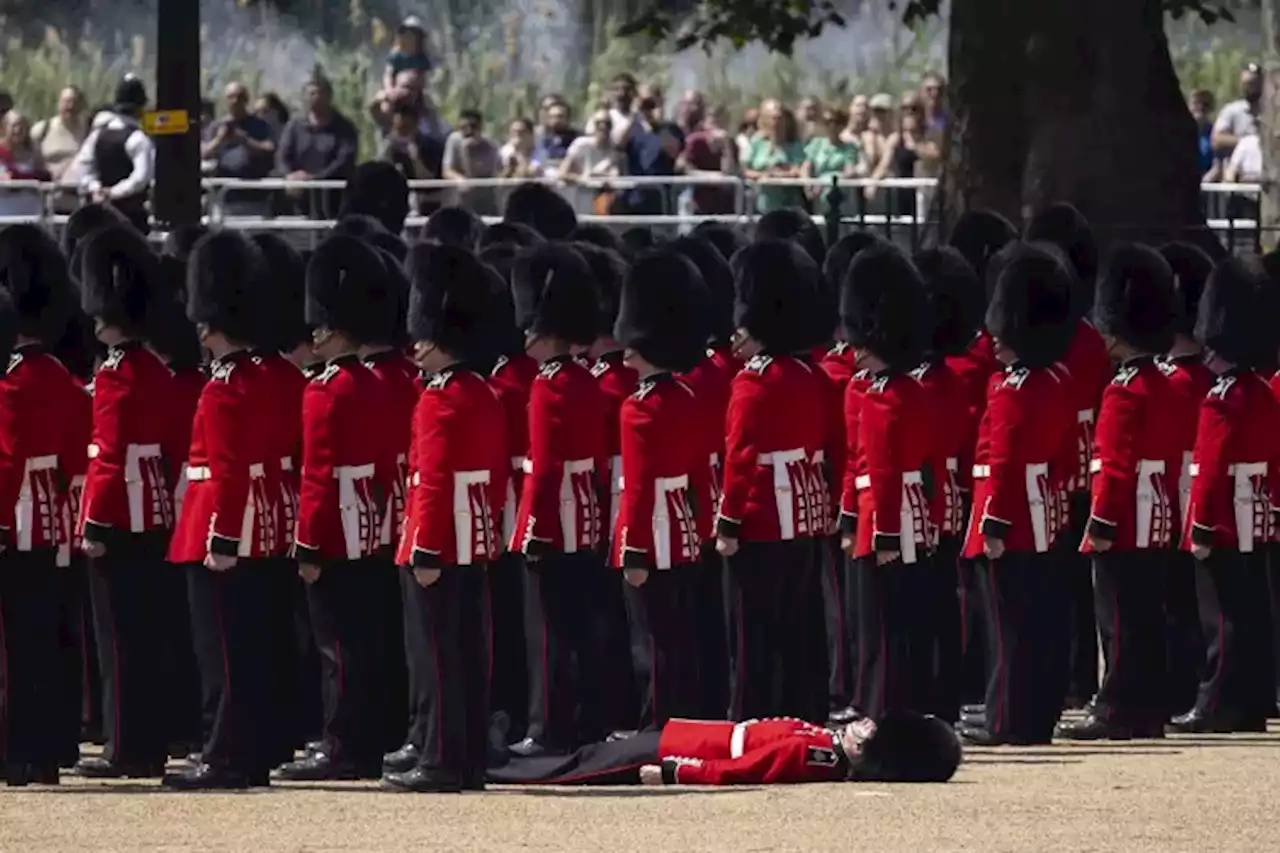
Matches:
[[957, 243, 1076, 747], [71, 224, 175, 780], [1168, 257, 1280, 734], [1053, 244, 1180, 741], [383, 15, 433, 93], [70, 75, 155, 234]]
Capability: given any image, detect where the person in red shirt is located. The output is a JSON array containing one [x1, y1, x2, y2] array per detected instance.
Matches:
[[164, 231, 276, 791], [381, 243, 507, 794], [1156, 241, 1215, 719], [72, 224, 175, 779], [717, 240, 827, 721], [1057, 244, 1180, 741], [507, 243, 610, 756], [957, 244, 1075, 747], [610, 249, 709, 730], [1169, 257, 1280, 734]]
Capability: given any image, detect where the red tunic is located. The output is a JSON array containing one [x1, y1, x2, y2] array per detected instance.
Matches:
[[397, 367, 507, 568], [657, 717, 847, 785], [511, 355, 609, 556], [62, 376, 93, 552], [489, 353, 539, 544], [365, 350, 420, 550], [837, 369, 873, 530], [168, 351, 276, 562], [293, 354, 389, 564], [1159, 354, 1214, 533], [716, 354, 827, 543], [806, 357, 845, 535], [1055, 321, 1112, 494], [678, 346, 737, 541], [1082, 357, 1182, 552], [611, 374, 707, 570], [910, 361, 970, 538], [79, 343, 176, 542], [944, 331, 998, 494], [166, 365, 207, 522], [252, 353, 307, 556], [592, 351, 640, 536], [1184, 370, 1280, 554], [963, 364, 1073, 557]]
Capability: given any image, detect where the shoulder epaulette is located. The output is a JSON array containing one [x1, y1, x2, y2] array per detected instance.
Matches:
[[490, 355, 509, 377], [590, 359, 610, 379], [744, 353, 773, 375], [211, 359, 236, 383], [1155, 357, 1177, 378], [425, 368, 454, 391], [852, 367, 872, 381], [868, 375, 890, 394], [633, 378, 658, 401], [1002, 366, 1031, 389], [1209, 373, 1236, 400], [102, 347, 126, 371], [538, 360, 564, 381], [827, 341, 851, 358], [908, 362, 930, 382], [314, 363, 341, 385], [1113, 365, 1140, 387]]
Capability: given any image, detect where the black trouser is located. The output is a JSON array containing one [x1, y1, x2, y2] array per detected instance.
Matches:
[[488, 551, 529, 741], [370, 554, 408, 753], [1091, 550, 1168, 727], [852, 554, 932, 720], [924, 535, 963, 722], [0, 549, 63, 767], [624, 567, 700, 729], [306, 557, 386, 770], [1193, 547, 1275, 721], [262, 558, 307, 765], [725, 539, 812, 721], [1267, 542, 1280, 707], [957, 555, 988, 705], [980, 550, 1056, 741], [582, 556, 638, 734], [402, 565, 491, 780], [87, 530, 171, 768], [693, 544, 729, 718], [1165, 549, 1204, 716], [154, 560, 202, 753], [781, 540, 827, 721], [1063, 493, 1098, 704], [820, 536, 854, 715], [54, 556, 97, 763], [186, 560, 272, 774]]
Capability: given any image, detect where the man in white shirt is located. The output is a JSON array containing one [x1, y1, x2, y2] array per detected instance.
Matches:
[[1211, 63, 1261, 159], [71, 75, 155, 232]]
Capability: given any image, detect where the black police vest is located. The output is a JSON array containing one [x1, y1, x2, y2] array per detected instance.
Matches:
[[93, 126, 136, 192]]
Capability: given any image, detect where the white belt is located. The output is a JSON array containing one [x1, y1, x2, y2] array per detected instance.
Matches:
[[709, 452, 720, 468], [1089, 458, 1168, 475], [1187, 462, 1268, 478], [87, 443, 100, 459], [946, 457, 958, 473], [855, 470, 923, 491], [280, 457, 294, 472], [186, 463, 266, 481], [757, 448, 808, 540], [511, 455, 527, 472], [973, 464, 990, 479], [334, 463, 375, 480], [26, 455, 57, 471], [1077, 409, 1094, 424], [521, 458, 534, 474], [729, 722, 747, 759], [757, 449, 807, 466]]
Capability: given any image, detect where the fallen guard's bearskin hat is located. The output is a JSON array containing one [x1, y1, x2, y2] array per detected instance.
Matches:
[[614, 249, 709, 374], [305, 234, 395, 344], [252, 233, 309, 352], [340, 161, 410, 234], [511, 243, 600, 346], [849, 712, 963, 783], [1159, 241, 1215, 338], [985, 243, 1074, 368], [503, 182, 578, 241], [1024, 202, 1097, 316], [692, 222, 744, 267], [406, 243, 495, 364], [574, 242, 629, 338], [914, 245, 984, 358], [569, 224, 626, 255], [667, 235, 734, 345], [424, 206, 484, 250], [186, 230, 266, 345], [0, 289, 18, 372], [61, 202, 129, 258], [79, 223, 163, 337], [1093, 243, 1177, 355], [841, 244, 928, 371], [1196, 255, 1272, 368], [730, 239, 820, 354], [755, 208, 826, 268], [947, 209, 1017, 285], [479, 221, 547, 250], [0, 224, 73, 343]]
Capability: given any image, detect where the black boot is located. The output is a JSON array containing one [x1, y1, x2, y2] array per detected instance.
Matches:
[[381, 766, 464, 793], [72, 756, 165, 779], [161, 763, 251, 791], [1055, 715, 1134, 741], [274, 752, 364, 782], [382, 744, 421, 775]]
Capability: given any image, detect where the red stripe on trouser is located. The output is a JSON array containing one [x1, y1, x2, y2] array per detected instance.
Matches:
[[429, 597, 444, 764], [828, 553, 844, 696], [109, 588, 123, 757], [988, 562, 1006, 733], [731, 584, 745, 717]]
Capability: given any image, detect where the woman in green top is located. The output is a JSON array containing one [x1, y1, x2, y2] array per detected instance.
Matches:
[[802, 106, 863, 214], [742, 99, 807, 213]]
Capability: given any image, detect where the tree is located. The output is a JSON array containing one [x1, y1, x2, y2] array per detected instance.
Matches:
[[621, 0, 1237, 245]]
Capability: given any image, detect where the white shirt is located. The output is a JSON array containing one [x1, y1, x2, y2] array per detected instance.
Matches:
[[1227, 134, 1262, 182], [71, 111, 156, 199]]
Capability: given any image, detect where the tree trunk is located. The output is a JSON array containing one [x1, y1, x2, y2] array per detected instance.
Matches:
[[1262, 0, 1280, 252]]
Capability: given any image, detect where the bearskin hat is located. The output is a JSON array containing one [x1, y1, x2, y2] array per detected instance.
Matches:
[[574, 242, 629, 337], [1159, 241, 1214, 338], [614, 250, 709, 373], [1196, 255, 1272, 368], [339, 161, 410, 234], [985, 242, 1074, 368], [667, 235, 734, 345], [478, 252, 523, 358], [251, 233, 309, 352], [61, 202, 129, 258], [947, 209, 1017, 284], [914, 246, 984, 358], [1092, 243, 1177, 355], [186, 230, 265, 344], [620, 227, 657, 255], [692, 222, 744, 266], [730, 239, 820, 353], [305, 234, 396, 343], [424, 206, 484, 250], [478, 221, 546, 250], [162, 224, 211, 264], [406, 243, 495, 364], [0, 289, 17, 373], [1024, 202, 1097, 316], [824, 231, 885, 295], [503, 182, 578, 241], [0, 224, 73, 342], [510, 243, 600, 346], [755, 208, 826, 267], [52, 309, 103, 380], [850, 712, 962, 783], [568, 224, 626, 255], [78, 223, 163, 337], [365, 230, 408, 264], [840, 244, 928, 370], [370, 248, 410, 347]]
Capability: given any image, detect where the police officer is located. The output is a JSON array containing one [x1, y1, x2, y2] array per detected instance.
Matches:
[[70, 76, 155, 234]]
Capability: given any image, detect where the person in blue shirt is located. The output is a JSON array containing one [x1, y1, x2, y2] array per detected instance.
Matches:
[[621, 95, 684, 214], [1189, 88, 1218, 180], [533, 100, 580, 172], [383, 16, 432, 92]]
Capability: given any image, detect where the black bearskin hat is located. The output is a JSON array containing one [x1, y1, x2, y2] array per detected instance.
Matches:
[[841, 244, 928, 370], [478, 221, 547, 250], [406, 243, 496, 364], [568, 223, 626, 255], [0, 224, 73, 343], [1093, 243, 1177, 355], [755, 208, 826, 267], [52, 309, 103, 380], [340, 161, 410, 234], [985, 243, 1074, 368], [824, 231, 885, 296], [667, 235, 734, 345], [61, 202, 129, 258], [424, 206, 484, 250], [370, 248, 410, 347], [305, 234, 395, 343], [1159, 241, 1214, 338], [620, 227, 657, 256], [692, 222, 743, 266], [1024, 202, 1097, 316], [1196, 255, 1272, 368], [510, 243, 600, 346], [152, 243, 201, 369], [615, 249, 709, 373], [0, 289, 17, 373], [850, 712, 962, 783], [947, 209, 1017, 284], [503, 182, 578, 241], [574, 242, 629, 338], [730, 239, 819, 353], [186, 230, 265, 344], [914, 246, 984, 358], [162, 224, 211, 263], [79, 224, 163, 337], [478, 247, 523, 357], [252, 234, 309, 352]]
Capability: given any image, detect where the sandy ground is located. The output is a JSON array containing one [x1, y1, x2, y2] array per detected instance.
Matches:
[[2, 726, 1278, 853]]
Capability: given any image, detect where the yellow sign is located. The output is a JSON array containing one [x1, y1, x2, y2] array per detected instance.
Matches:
[[143, 109, 191, 136]]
